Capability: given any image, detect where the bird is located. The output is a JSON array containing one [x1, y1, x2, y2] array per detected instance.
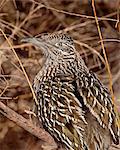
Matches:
[[22, 33, 119, 150]]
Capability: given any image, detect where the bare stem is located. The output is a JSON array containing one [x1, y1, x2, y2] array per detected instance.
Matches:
[[0, 101, 57, 150]]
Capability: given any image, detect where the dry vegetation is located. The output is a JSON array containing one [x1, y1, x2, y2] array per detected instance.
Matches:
[[0, 0, 120, 150]]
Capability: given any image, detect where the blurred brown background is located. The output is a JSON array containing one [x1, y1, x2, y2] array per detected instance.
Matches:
[[0, 0, 120, 150]]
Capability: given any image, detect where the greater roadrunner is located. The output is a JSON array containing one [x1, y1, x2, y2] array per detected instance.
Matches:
[[22, 33, 119, 150]]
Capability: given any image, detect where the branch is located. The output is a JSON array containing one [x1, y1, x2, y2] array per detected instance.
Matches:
[[0, 101, 58, 150]]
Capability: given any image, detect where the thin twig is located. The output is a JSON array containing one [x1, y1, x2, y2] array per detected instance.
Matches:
[[0, 28, 39, 105], [92, 0, 115, 102], [31, 0, 118, 22], [115, 0, 120, 28], [74, 40, 106, 65], [91, 0, 120, 125]]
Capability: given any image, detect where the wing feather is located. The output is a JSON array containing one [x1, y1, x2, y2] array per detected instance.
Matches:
[[76, 70, 119, 145]]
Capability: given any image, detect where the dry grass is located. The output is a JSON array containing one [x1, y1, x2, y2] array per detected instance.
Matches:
[[0, 0, 120, 149]]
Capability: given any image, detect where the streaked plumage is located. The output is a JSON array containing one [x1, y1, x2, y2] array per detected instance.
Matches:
[[22, 33, 119, 150]]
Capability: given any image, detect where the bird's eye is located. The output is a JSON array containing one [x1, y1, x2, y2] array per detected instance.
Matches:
[[55, 42, 62, 47], [55, 42, 69, 48]]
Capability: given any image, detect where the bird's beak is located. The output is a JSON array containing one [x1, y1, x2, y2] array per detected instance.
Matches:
[[21, 37, 43, 46], [21, 37, 51, 56], [21, 37, 33, 43], [21, 37, 56, 49]]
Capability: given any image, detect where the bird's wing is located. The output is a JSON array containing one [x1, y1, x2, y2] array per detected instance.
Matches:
[[75, 69, 119, 145], [55, 73, 88, 150]]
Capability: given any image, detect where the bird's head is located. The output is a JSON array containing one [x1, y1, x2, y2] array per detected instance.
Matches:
[[21, 33, 76, 61]]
